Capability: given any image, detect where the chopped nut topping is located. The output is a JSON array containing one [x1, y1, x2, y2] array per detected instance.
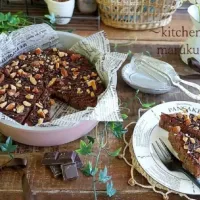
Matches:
[[91, 72, 97, 77], [34, 74, 42, 80], [31, 61, 40, 67], [49, 65, 54, 70], [0, 101, 7, 108], [35, 48, 42, 55], [83, 76, 88, 81], [77, 88, 83, 94], [90, 91, 95, 97], [7, 89, 16, 96], [0, 74, 5, 84], [62, 61, 67, 67], [0, 94, 6, 102], [25, 94, 34, 100], [6, 102, 15, 111], [25, 86, 31, 92], [18, 54, 27, 60], [11, 60, 19, 67], [68, 85, 71, 89], [58, 52, 65, 57], [86, 89, 90, 94], [193, 126, 199, 130], [73, 71, 79, 77], [14, 91, 20, 98], [193, 116, 198, 122], [185, 118, 191, 126], [10, 72, 16, 78], [56, 63, 60, 69], [190, 138, 196, 144], [61, 68, 68, 77], [16, 105, 25, 114], [17, 69, 24, 76], [32, 87, 39, 94], [184, 145, 188, 150], [30, 76, 37, 85], [10, 84, 17, 91], [16, 82, 22, 88], [177, 113, 183, 119], [71, 68, 78, 72], [50, 99, 55, 105], [48, 78, 57, 87], [37, 118, 44, 125], [171, 126, 181, 134], [0, 89, 6, 95], [195, 148, 200, 153], [37, 109, 45, 118], [36, 102, 43, 108], [87, 80, 97, 90], [4, 69, 11, 76], [183, 136, 188, 143], [53, 48, 57, 52], [23, 101, 31, 107], [43, 109, 48, 114]]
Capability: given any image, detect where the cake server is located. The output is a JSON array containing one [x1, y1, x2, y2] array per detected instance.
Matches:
[[133, 54, 200, 100]]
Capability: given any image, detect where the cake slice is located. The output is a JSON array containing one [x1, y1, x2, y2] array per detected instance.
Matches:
[[159, 112, 200, 178]]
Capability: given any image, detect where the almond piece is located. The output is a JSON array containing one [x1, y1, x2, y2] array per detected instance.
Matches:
[[0, 89, 6, 95], [91, 72, 97, 77], [185, 118, 191, 126], [10, 84, 17, 91], [58, 52, 65, 57], [77, 88, 83, 94], [195, 148, 200, 153], [34, 74, 42, 80], [43, 109, 48, 115], [18, 69, 24, 76], [39, 61, 44, 65], [193, 116, 198, 122], [7, 89, 16, 96], [73, 71, 79, 77], [3, 84, 9, 89], [56, 63, 60, 69], [25, 86, 31, 92], [184, 145, 188, 150], [16, 105, 25, 114], [0, 94, 6, 102], [183, 136, 188, 143], [49, 99, 55, 105], [31, 61, 40, 67], [0, 101, 7, 108], [14, 91, 20, 98], [171, 126, 181, 134], [18, 54, 27, 60], [87, 80, 97, 90], [23, 101, 31, 107], [6, 102, 15, 111], [0, 74, 5, 84], [36, 102, 43, 109], [53, 48, 57, 52], [10, 72, 16, 78], [48, 78, 57, 87], [86, 89, 90, 94], [83, 76, 88, 81], [35, 48, 42, 55], [32, 87, 39, 94], [16, 83, 22, 88], [190, 138, 196, 144], [30, 76, 37, 85], [90, 91, 95, 97], [61, 68, 68, 77], [62, 61, 67, 67], [37, 118, 44, 125], [11, 60, 19, 67], [37, 109, 45, 118], [25, 94, 34, 100]]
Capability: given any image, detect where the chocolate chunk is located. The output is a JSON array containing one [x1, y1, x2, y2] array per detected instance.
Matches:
[[41, 151, 60, 165], [49, 165, 62, 178], [75, 154, 83, 168], [56, 151, 76, 164], [61, 162, 79, 181]]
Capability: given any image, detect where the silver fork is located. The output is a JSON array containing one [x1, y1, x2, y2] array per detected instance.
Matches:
[[152, 138, 200, 189]]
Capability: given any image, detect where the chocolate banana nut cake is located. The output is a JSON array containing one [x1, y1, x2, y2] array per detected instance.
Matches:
[[159, 112, 200, 177], [0, 48, 105, 126]]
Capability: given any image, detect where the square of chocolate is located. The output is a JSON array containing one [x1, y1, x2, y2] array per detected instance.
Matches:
[[49, 165, 62, 178], [75, 154, 83, 169], [56, 151, 77, 165], [61, 162, 79, 181], [41, 152, 60, 165]]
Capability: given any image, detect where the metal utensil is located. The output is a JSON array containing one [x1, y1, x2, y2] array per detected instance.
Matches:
[[133, 54, 200, 100], [152, 138, 200, 189]]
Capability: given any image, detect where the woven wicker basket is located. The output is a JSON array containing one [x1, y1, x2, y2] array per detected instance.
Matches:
[[96, 0, 182, 30]]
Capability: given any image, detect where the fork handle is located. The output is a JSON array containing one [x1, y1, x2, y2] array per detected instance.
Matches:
[[178, 168, 200, 189]]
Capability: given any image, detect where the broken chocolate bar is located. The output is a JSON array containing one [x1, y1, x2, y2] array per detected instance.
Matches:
[[61, 162, 79, 181], [49, 165, 62, 178], [41, 151, 59, 165], [75, 154, 83, 169]]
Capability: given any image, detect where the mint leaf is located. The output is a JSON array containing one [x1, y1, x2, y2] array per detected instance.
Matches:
[[106, 181, 116, 197], [108, 147, 121, 157], [99, 166, 111, 183], [76, 140, 93, 155], [142, 102, 155, 108], [81, 161, 98, 177], [121, 114, 128, 120], [87, 136, 95, 144], [0, 137, 17, 153]]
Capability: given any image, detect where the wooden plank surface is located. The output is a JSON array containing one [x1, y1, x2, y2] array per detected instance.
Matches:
[[0, 43, 200, 200]]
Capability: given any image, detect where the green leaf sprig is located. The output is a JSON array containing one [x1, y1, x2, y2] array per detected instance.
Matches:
[[0, 136, 17, 159], [0, 12, 32, 33]]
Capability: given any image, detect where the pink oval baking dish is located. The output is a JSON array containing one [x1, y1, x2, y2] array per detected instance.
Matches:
[[0, 31, 99, 147]]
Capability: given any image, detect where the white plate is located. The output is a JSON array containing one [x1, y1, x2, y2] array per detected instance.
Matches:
[[133, 101, 200, 195]]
